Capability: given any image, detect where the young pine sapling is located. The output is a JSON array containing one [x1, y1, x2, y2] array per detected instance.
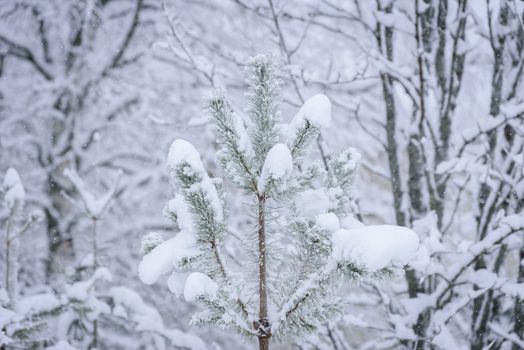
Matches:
[[2, 168, 40, 307], [139, 55, 419, 350]]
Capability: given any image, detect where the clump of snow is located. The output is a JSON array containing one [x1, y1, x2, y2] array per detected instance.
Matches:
[[232, 113, 251, 154], [340, 216, 365, 230], [16, 293, 61, 316], [63, 168, 120, 218], [183, 272, 218, 302], [466, 269, 498, 289], [109, 286, 208, 350], [295, 188, 332, 220], [167, 139, 205, 174], [138, 231, 199, 285], [315, 213, 340, 232], [168, 271, 188, 297], [408, 213, 445, 273], [67, 267, 112, 302], [167, 139, 224, 221], [332, 225, 419, 271], [258, 143, 293, 192], [109, 286, 164, 326], [140, 232, 164, 255], [165, 195, 194, 231], [3, 168, 25, 209], [290, 94, 332, 132]]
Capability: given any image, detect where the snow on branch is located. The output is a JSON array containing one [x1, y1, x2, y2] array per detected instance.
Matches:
[[257, 143, 293, 193], [109, 286, 207, 350], [331, 225, 419, 272], [2, 168, 25, 210], [63, 168, 122, 219], [286, 94, 332, 159]]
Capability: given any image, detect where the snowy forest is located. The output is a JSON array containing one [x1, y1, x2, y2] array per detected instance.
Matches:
[[1, 0, 523, 349]]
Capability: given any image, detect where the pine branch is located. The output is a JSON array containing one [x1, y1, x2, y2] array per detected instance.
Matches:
[[246, 55, 280, 171]]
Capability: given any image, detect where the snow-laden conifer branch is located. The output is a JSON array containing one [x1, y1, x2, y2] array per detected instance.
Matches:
[[286, 94, 332, 161], [164, 139, 251, 324], [246, 55, 280, 172], [209, 92, 257, 192]]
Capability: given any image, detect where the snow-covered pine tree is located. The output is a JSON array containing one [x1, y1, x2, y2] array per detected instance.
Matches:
[[139, 55, 419, 349]]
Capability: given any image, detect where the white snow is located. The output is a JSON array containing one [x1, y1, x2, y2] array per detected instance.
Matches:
[[331, 225, 419, 271], [109, 286, 164, 326], [167, 139, 224, 221], [258, 143, 293, 192], [295, 188, 332, 220], [167, 139, 205, 173], [183, 272, 218, 302], [138, 231, 199, 285], [315, 213, 340, 232], [340, 216, 365, 230], [232, 113, 251, 153], [79, 253, 95, 269], [3, 168, 25, 209], [109, 286, 207, 350], [167, 271, 188, 297], [16, 293, 61, 316], [63, 168, 120, 218], [67, 268, 112, 302], [166, 194, 194, 231], [288, 94, 332, 134]]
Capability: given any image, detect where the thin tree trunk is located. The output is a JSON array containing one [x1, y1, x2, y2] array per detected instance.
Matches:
[[92, 219, 98, 269], [91, 218, 98, 348], [4, 212, 11, 302], [257, 194, 270, 350]]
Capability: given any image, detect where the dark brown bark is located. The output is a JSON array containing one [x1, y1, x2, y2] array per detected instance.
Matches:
[[258, 336, 270, 350], [257, 194, 271, 349]]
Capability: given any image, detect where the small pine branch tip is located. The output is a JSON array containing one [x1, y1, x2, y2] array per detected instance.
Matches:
[[138, 55, 420, 349]]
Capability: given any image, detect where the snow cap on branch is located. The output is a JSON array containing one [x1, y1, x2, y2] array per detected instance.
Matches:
[[332, 225, 419, 271], [167, 138, 224, 221], [167, 139, 205, 174], [3, 168, 25, 209], [258, 143, 293, 192], [315, 212, 341, 232], [183, 272, 218, 302], [138, 231, 200, 285], [63, 168, 121, 219], [288, 94, 332, 136], [166, 194, 194, 232]]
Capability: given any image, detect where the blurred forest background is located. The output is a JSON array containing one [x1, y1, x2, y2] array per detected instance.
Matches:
[[0, 0, 523, 349]]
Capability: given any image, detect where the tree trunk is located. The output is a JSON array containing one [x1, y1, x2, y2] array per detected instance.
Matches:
[[258, 336, 270, 350], [257, 194, 271, 349], [513, 241, 524, 350]]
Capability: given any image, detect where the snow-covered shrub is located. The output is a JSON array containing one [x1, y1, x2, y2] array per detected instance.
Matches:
[[139, 55, 419, 349], [61, 169, 205, 350]]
